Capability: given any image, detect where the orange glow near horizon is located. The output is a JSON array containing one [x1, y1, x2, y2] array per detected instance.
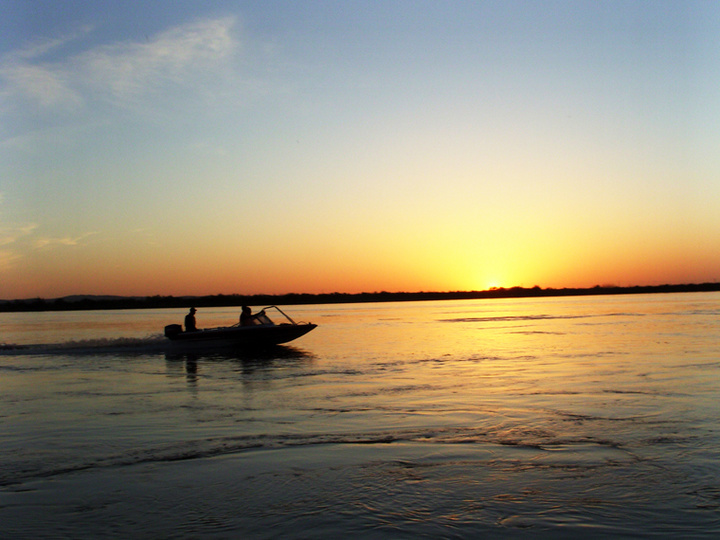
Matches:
[[3, 207, 719, 299], [6, 230, 718, 300]]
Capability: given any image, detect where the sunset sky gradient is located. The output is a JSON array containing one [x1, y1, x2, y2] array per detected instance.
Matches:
[[2, 0, 719, 298]]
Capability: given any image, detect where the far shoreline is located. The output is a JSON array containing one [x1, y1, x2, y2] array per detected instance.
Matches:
[[1, 282, 719, 313]]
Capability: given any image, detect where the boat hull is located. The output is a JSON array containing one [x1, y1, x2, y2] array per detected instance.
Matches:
[[165, 323, 317, 348]]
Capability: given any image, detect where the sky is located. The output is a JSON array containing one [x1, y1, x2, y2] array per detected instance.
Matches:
[[1, 0, 719, 299]]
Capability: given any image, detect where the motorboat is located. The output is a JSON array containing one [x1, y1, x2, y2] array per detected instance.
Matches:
[[164, 306, 316, 347]]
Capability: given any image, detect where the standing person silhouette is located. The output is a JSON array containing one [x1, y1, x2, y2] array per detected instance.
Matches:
[[185, 307, 197, 332]]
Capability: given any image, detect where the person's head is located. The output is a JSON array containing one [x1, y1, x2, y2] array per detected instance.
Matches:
[[190, 307, 196, 313]]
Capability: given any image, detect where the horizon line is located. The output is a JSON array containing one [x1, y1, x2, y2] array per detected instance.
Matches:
[[2, 281, 719, 305]]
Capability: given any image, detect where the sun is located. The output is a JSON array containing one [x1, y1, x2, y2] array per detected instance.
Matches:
[[484, 279, 504, 291], [464, 271, 505, 291]]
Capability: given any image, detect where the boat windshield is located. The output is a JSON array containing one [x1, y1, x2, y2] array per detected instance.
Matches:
[[253, 311, 274, 325]]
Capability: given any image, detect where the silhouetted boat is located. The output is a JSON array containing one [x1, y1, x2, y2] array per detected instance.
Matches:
[[164, 306, 316, 347]]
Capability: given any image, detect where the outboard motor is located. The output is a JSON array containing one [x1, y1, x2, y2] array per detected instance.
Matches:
[[164, 324, 183, 338]]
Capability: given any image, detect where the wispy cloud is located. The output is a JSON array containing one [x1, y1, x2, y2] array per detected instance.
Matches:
[[0, 250, 22, 271], [0, 222, 39, 247], [82, 17, 237, 105], [0, 17, 238, 111], [3, 64, 81, 108], [33, 231, 99, 249], [11, 25, 94, 61], [0, 26, 91, 109], [0, 216, 99, 271], [0, 221, 38, 271]]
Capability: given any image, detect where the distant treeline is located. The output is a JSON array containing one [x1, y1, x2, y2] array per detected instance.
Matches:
[[1, 282, 719, 313]]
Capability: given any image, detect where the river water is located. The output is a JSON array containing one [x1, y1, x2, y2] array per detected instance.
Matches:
[[1, 293, 719, 538]]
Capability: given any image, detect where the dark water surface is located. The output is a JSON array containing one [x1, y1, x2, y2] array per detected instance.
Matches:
[[1, 293, 719, 538]]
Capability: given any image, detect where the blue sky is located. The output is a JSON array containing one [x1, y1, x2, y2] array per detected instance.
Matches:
[[1, 1, 719, 298]]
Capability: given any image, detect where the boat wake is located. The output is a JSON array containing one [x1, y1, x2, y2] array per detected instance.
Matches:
[[0, 336, 170, 355]]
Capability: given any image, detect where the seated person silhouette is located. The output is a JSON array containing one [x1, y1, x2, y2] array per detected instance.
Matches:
[[185, 307, 197, 332], [240, 305, 254, 326]]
